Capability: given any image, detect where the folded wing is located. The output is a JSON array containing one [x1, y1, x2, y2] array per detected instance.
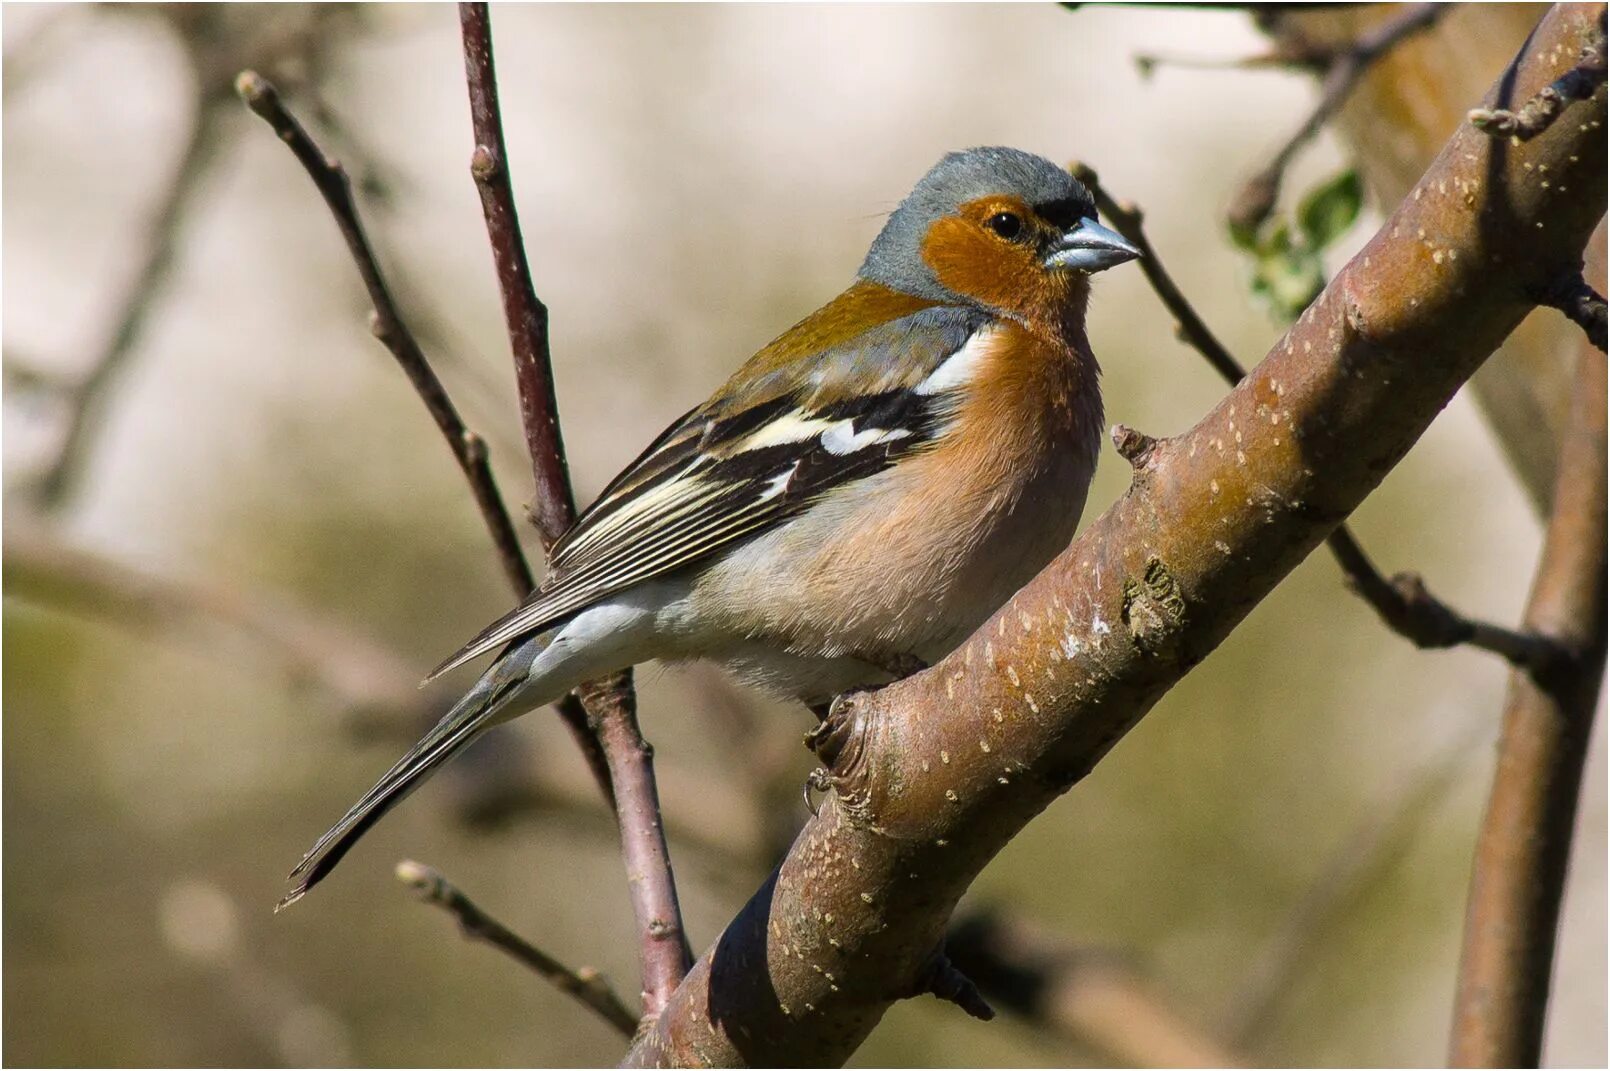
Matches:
[[425, 304, 995, 681]]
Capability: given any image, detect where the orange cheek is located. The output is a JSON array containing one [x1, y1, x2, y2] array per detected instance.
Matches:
[[921, 217, 1054, 317]]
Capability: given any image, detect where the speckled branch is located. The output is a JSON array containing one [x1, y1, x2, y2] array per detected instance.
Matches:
[[1469, 11, 1606, 141], [456, 2, 692, 1018], [1070, 164, 1563, 671], [623, 6, 1607, 1064]]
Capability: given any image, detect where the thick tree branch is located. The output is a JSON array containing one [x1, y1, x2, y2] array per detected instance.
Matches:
[[1469, 15, 1606, 141], [456, 2, 691, 1017], [1070, 164, 1561, 671], [1449, 339, 1608, 1066], [396, 860, 640, 1037], [624, 7, 1607, 1063]]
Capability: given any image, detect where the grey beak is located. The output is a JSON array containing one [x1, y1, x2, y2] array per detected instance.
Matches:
[[1044, 218, 1142, 273]]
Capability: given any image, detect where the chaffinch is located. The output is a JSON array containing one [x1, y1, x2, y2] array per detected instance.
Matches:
[[282, 146, 1140, 906]]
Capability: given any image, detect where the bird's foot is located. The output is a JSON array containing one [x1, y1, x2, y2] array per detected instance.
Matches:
[[800, 685, 883, 818], [801, 766, 834, 816]]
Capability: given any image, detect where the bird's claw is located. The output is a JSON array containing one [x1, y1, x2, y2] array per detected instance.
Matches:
[[802, 766, 834, 816]]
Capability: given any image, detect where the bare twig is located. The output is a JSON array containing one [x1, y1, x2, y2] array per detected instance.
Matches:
[[236, 70, 617, 809], [1469, 15, 1607, 141], [395, 860, 639, 1037], [948, 912, 1245, 1068], [457, 1, 691, 1016], [1227, 2, 1445, 236], [577, 671, 694, 1015], [1450, 336, 1608, 1066], [1071, 162, 1563, 672], [1535, 271, 1608, 353], [457, 10, 575, 549], [236, 71, 534, 598]]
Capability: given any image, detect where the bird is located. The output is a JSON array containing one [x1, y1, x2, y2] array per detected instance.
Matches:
[[280, 146, 1139, 908]]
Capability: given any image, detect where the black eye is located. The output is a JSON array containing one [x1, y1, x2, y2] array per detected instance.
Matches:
[[986, 212, 1023, 240]]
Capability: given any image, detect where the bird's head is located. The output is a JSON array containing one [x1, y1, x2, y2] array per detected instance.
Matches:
[[859, 147, 1139, 324]]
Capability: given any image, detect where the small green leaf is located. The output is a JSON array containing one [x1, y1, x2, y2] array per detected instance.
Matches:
[[1228, 218, 1260, 252], [1251, 243, 1324, 323], [1259, 220, 1293, 257], [1296, 170, 1363, 249]]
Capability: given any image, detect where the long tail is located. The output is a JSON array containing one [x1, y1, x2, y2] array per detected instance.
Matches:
[[277, 637, 543, 911]]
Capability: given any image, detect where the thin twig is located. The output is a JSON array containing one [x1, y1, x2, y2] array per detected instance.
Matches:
[[948, 912, 1245, 1068], [236, 71, 616, 805], [1450, 339, 1608, 1067], [1535, 272, 1607, 354], [236, 71, 534, 598], [457, 2, 692, 1016], [395, 860, 639, 1037], [456, 7, 575, 547], [1071, 162, 1563, 672], [1226, 2, 1445, 236], [1469, 16, 1607, 142]]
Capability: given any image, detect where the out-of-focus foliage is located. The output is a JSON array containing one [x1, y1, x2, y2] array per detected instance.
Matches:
[[1230, 168, 1362, 323], [3, 4, 1602, 1068]]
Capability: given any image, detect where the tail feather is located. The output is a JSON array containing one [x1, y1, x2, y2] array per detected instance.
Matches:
[[278, 643, 537, 910]]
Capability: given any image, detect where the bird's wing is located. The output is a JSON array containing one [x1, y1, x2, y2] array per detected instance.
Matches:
[[425, 303, 995, 681]]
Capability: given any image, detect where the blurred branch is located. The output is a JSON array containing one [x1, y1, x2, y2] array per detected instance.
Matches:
[[1451, 336, 1608, 1066], [28, 94, 231, 510], [458, 1, 691, 1017], [1224, 723, 1488, 1043], [1070, 162, 1564, 672], [1226, 2, 1445, 236], [395, 860, 639, 1037], [13, 6, 376, 512], [3, 518, 425, 721], [1, 5, 83, 99], [947, 912, 1243, 1068], [236, 71, 536, 599], [682, 663, 810, 868], [625, 9, 1606, 1060], [1469, 15, 1606, 141]]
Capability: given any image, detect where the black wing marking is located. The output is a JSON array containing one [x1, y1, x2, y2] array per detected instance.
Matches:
[[425, 308, 993, 680]]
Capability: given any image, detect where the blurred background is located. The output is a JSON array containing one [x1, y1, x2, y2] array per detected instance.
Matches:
[[3, 3, 1603, 1066]]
